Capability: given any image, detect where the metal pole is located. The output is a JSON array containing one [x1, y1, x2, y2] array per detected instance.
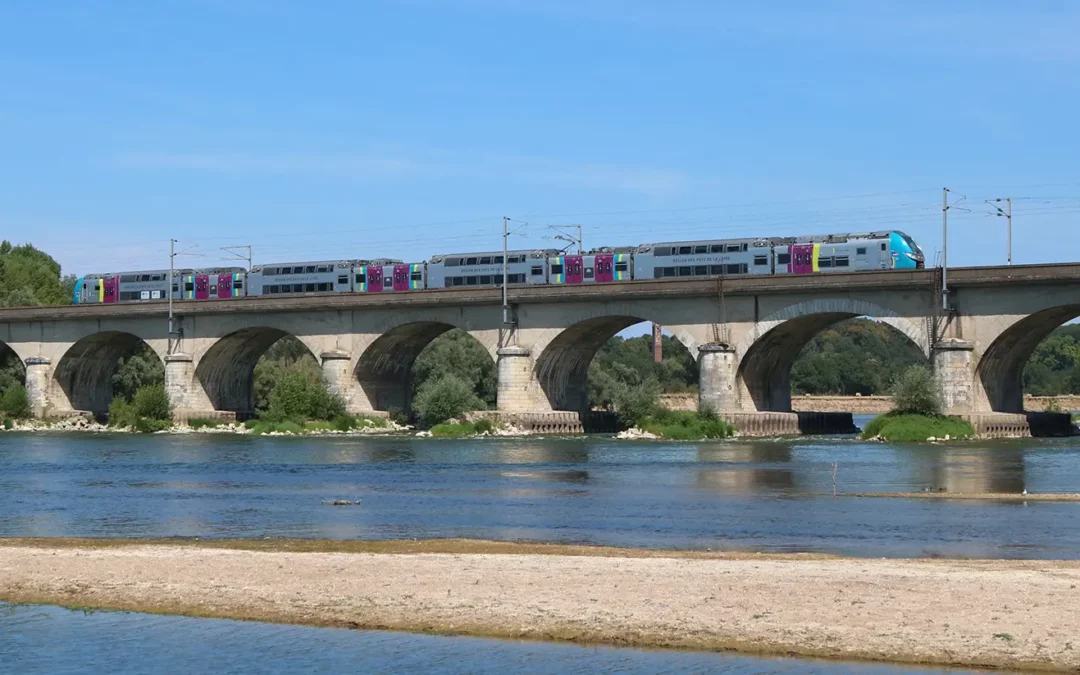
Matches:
[[502, 216, 509, 327], [576, 224, 583, 254], [168, 238, 176, 354], [1006, 197, 1012, 265], [941, 187, 948, 312]]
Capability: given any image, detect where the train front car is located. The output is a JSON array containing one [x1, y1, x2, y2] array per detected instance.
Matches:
[[426, 249, 557, 288], [354, 259, 424, 293], [772, 231, 925, 274], [547, 247, 633, 284], [632, 239, 773, 281], [248, 261, 356, 297], [175, 267, 247, 301]]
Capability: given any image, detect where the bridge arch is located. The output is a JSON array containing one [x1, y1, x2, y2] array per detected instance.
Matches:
[[735, 298, 929, 412], [532, 315, 699, 412], [978, 304, 1080, 413], [0, 340, 26, 390], [354, 320, 497, 413], [51, 331, 165, 415], [194, 327, 322, 416]]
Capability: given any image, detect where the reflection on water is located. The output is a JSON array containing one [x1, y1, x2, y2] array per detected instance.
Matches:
[[3, 432, 1080, 558], [0, 604, 999, 675]]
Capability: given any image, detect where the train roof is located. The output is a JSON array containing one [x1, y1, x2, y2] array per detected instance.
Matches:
[[251, 260, 363, 272], [81, 268, 242, 278], [429, 248, 560, 261]]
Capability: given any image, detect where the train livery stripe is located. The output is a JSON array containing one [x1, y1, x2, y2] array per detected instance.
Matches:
[[98, 280, 104, 303], [613, 254, 626, 281], [811, 243, 821, 272], [552, 256, 564, 284], [73, 276, 84, 304], [410, 263, 422, 289], [358, 267, 366, 292], [188, 275, 194, 299]]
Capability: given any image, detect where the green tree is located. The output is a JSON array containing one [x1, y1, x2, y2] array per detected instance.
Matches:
[[413, 329, 497, 406], [0, 383, 31, 419], [264, 369, 345, 423], [791, 319, 928, 395], [0, 241, 70, 307], [253, 337, 320, 414], [111, 345, 165, 402], [412, 373, 484, 427], [890, 366, 943, 416]]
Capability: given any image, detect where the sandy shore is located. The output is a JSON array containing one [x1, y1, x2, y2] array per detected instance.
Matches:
[[2, 540, 1079, 672]]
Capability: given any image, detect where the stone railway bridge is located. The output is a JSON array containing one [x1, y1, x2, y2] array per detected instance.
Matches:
[[0, 263, 1077, 434]]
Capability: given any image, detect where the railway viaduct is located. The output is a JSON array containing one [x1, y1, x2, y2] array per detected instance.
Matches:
[[0, 263, 1077, 434]]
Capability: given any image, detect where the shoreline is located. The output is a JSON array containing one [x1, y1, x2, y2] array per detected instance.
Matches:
[[2, 539, 1079, 672]]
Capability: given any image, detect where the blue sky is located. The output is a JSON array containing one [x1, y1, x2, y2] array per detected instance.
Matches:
[[1, 0, 1078, 275]]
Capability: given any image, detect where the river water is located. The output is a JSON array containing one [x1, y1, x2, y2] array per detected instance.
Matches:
[[2, 427, 1077, 673]]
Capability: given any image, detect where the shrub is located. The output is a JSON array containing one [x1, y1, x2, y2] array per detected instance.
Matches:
[[412, 374, 484, 427], [0, 383, 32, 419], [264, 370, 345, 423], [473, 418, 494, 434], [249, 420, 304, 435], [387, 407, 411, 426], [430, 421, 481, 437], [3, 418, 13, 430], [639, 409, 735, 440], [860, 413, 974, 442], [107, 397, 137, 429], [131, 384, 172, 421], [134, 417, 171, 433], [187, 418, 223, 430], [243, 418, 261, 430], [890, 366, 942, 416], [611, 379, 661, 428], [1045, 398, 1063, 413]]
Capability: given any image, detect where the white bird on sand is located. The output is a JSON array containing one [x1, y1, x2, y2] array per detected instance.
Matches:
[[1022, 489, 1028, 496]]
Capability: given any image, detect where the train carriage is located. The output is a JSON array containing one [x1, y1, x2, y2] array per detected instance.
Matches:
[[354, 259, 421, 293], [426, 249, 558, 288], [772, 231, 924, 274], [632, 238, 775, 281], [248, 260, 357, 297]]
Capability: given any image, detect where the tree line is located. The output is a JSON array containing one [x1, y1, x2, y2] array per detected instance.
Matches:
[[1, 241, 1079, 425]]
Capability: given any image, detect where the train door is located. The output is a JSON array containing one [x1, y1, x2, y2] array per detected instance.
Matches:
[[366, 266, 383, 292], [392, 264, 410, 292], [791, 244, 814, 275], [102, 276, 119, 304], [564, 255, 584, 284], [217, 273, 234, 298], [593, 254, 614, 283], [194, 274, 211, 300]]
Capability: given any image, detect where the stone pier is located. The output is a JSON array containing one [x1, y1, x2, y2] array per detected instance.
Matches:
[[23, 357, 51, 419], [697, 343, 738, 412], [496, 345, 535, 413], [933, 339, 975, 415]]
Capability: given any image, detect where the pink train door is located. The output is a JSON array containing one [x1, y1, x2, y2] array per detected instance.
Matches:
[[102, 276, 119, 304], [217, 273, 234, 299], [392, 264, 410, 292], [791, 244, 814, 275], [194, 274, 211, 300], [366, 266, 383, 292], [593, 254, 614, 283], [564, 255, 584, 284]]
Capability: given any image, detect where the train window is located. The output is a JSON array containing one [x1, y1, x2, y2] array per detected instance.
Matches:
[[152, 275, 162, 281], [316, 283, 327, 292], [694, 265, 708, 276], [678, 246, 692, 255], [466, 257, 478, 265], [466, 276, 478, 286], [444, 258, 458, 267], [264, 285, 274, 294], [654, 247, 670, 257], [172, 284, 179, 293], [551, 264, 564, 275], [754, 255, 768, 266], [120, 275, 135, 283], [337, 275, 348, 285], [584, 267, 594, 278], [493, 256, 504, 264], [678, 266, 692, 276], [724, 244, 737, 253], [857, 247, 867, 256], [531, 266, 543, 276], [881, 243, 887, 251], [835, 257, 850, 267], [493, 275, 503, 284], [210, 285, 217, 294], [480, 275, 491, 284], [710, 245, 723, 253], [303, 283, 314, 292], [233, 279, 244, 289], [382, 277, 392, 288], [728, 263, 748, 274], [479, 256, 491, 265], [410, 271, 422, 281], [303, 266, 314, 274], [288, 284, 299, 293], [777, 253, 791, 264], [819, 257, 833, 268], [288, 267, 299, 274], [694, 245, 707, 254], [355, 274, 366, 284], [316, 266, 327, 273], [710, 265, 723, 275], [185, 282, 194, 292], [615, 262, 628, 272]]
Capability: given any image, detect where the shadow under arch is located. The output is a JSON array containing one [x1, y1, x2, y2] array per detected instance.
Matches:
[[195, 327, 317, 416], [738, 313, 928, 412], [0, 340, 25, 387], [534, 315, 696, 412], [355, 321, 495, 412], [52, 331, 161, 414], [978, 305, 1080, 413]]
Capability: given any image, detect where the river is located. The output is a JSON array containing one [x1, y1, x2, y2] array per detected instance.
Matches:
[[2, 428, 1078, 673]]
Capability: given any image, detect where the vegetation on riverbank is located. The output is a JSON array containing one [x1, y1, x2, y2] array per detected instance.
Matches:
[[861, 366, 974, 441], [638, 409, 736, 440], [430, 419, 495, 437], [107, 384, 173, 433]]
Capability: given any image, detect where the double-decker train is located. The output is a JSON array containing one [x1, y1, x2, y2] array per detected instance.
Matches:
[[71, 230, 924, 304]]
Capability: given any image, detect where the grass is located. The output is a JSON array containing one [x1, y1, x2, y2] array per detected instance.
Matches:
[[638, 409, 736, 440], [861, 413, 975, 442], [430, 419, 495, 437], [246, 414, 392, 435], [187, 418, 224, 430]]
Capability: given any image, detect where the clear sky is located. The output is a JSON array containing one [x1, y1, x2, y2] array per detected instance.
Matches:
[[1, 0, 1078, 276]]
